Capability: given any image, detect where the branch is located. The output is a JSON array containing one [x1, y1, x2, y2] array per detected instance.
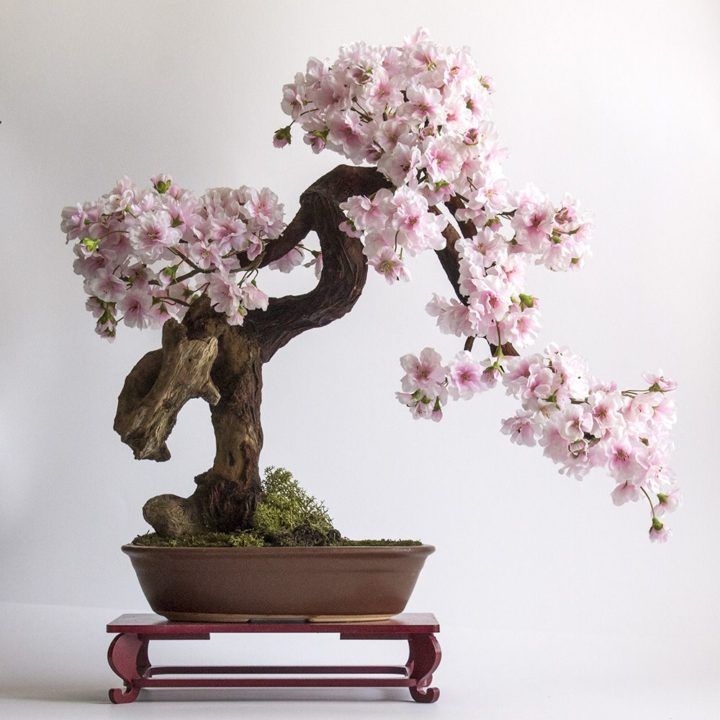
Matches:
[[238, 204, 314, 269], [248, 165, 390, 361], [446, 195, 477, 239], [431, 205, 466, 303], [435, 196, 519, 357], [114, 319, 220, 460]]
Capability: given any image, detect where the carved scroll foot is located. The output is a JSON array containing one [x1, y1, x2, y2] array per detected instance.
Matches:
[[108, 633, 149, 704], [407, 634, 441, 703]]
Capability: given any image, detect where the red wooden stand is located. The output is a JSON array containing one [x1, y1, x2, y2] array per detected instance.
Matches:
[[106, 613, 440, 704]]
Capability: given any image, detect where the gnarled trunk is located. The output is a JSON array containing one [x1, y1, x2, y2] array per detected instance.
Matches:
[[115, 165, 391, 538], [139, 305, 265, 537]]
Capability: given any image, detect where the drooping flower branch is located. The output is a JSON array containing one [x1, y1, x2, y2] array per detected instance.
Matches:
[[275, 29, 678, 540]]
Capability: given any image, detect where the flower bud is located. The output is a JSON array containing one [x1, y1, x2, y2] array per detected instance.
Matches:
[[273, 126, 292, 148]]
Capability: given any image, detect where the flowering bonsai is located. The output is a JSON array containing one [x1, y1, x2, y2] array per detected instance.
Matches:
[[62, 30, 679, 544]]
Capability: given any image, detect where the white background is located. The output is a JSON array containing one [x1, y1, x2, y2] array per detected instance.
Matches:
[[1, 0, 719, 717]]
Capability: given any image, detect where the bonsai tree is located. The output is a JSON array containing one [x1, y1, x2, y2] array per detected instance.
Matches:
[[62, 30, 679, 543]]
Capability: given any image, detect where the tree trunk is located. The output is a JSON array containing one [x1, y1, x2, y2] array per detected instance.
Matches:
[[139, 304, 265, 537], [115, 165, 390, 538]]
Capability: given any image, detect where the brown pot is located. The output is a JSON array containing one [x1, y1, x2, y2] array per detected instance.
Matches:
[[123, 544, 435, 622]]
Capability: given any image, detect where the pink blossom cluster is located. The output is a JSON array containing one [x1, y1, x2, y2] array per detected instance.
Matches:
[[276, 31, 676, 540], [61, 175, 289, 339], [396, 347, 498, 421], [500, 347, 679, 542], [397, 344, 680, 540], [276, 29, 591, 353]]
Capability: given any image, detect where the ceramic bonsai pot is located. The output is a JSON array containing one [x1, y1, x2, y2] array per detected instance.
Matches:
[[123, 544, 435, 622]]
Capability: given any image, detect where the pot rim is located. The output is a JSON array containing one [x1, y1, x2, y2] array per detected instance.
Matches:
[[122, 543, 435, 556]]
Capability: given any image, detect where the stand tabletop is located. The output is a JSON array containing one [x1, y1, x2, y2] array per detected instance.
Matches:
[[107, 612, 439, 635]]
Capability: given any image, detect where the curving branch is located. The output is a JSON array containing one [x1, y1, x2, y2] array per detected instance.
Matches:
[[248, 165, 389, 361], [240, 204, 314, 269]]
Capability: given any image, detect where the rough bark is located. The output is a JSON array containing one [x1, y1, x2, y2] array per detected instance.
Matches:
[[248, 164, 390, 361], [114, 320, 220, 461], [115, 165, 389, 538], [139, 304, 266, 537]]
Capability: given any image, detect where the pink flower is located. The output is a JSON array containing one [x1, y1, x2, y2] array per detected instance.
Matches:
[[426, 294, 473, 336], [85, 296, 105, 319], [611, 481, 641, 506], [88, 269, 126, 303], [400, 347, 447, 396], [655, 488, 681, 516], [367, 67, 403, 110], [342, 191, 391, 231], [118, 288, 154, 329], [369, 247, 411, 284], [423, 136, 461, 183], [502, 355, 533, 390], [303, 131, 327, 154], [396, 390, 446, 423], [377, 142, 421, 186], [210, 217, 249, 253], [327, 110, 369, 162], [61, 203, 89, 241], [392, 187, 446, 251], [273, 126, 292, 148], [648, 394, 677, 430], [511, 185, 555, 253], [588, 391, 621, 433], [281, 74, 305, 119], [95, 317, 117, 341], [525, 366, 556, 402], [241, 283, 269, 312], [375, 119, 414, 153], [129, 211, 179, 262], [501, 411, 537, 446], [448, 351, 487, 399], [242, 187, 284, 238], [540, 425, 569, 463], [643, 370, 677, 392], [649, 518, 671, 543], [558, 406, 594, 443], [269, 247, 305, 273], [607, 438, 644, 483], [233, 233, 265, 261], [207, 273, 243, 322], [188, 239, 225, 270], [148, 298, 184, 326], [404, 84, 443, 124], [468, 274, 511, 323], [502, 305, 540, 348]]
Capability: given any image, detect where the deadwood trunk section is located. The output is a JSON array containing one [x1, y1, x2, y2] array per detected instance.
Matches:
[[115, 165, 388, 538]]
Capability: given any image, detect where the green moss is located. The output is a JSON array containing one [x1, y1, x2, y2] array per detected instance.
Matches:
[[132, 531, 265, 547], [131, 467, 422, 548], [251, 466, 341, 546]]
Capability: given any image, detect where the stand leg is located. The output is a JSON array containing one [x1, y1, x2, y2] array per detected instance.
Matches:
[[407, 634, 441, 703], [107, 633, 149, 704]]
